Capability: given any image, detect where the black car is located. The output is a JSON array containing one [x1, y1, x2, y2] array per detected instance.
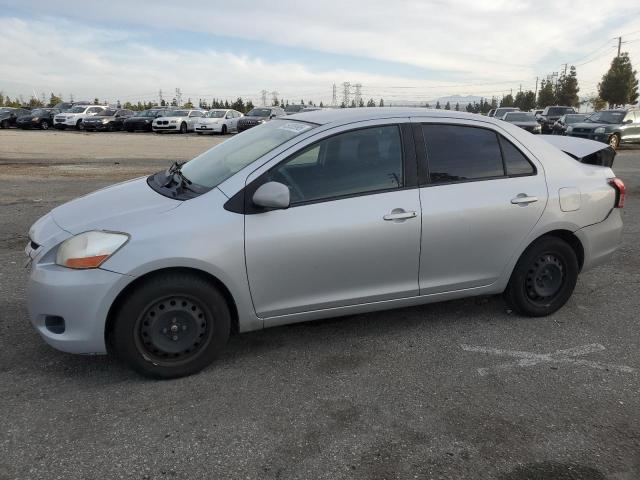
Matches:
[[123, 108, 170, 132], [284, 104, 306, 115], [83, 108, 135, 131], [537, 106, 576, 133], [551, 113, 588, 135], [237, 107, 286, 132], [16, 108, 60, 130], [502, 111, 541, 133], [0, 107, 30, 128], [566, 109, 640, 149]]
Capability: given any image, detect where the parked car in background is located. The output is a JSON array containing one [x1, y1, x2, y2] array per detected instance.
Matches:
[[566, 109, 640, 149], [194, 109, 243, 135], [236, 106, 286, 132], [123, 108, 169, 132], [152, 109, 205, 134], [54, 105, 107, 130], [537, 106, 577, 133], [0, 107, 30, 128], [83, 109, 135, 132], [494, 107, 520, 120], [16, 108, 60, 130], [284, 104, 306, 115], [552, 113, 589, 135], [502, 112, 541, 134], [52, 101, 90, 112], [487, 109, 496, 117], [25, 108, 624, 378]]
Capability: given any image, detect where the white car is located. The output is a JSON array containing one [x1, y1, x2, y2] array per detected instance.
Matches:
[[152, 109, 205, 134], [194, 109, 243, 135], [54, 105, 107, 130]]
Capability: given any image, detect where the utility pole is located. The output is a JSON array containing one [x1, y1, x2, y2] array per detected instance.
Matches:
[[342, 82, 350, 107], [260, 90, 267, 106], [534, 76, 539, 98], [331, 83, 337, 108], [617, 36, 622, 57], [158, 89, 163, 105], [174, 88, 182, 107], [561, 63, 568, 76]]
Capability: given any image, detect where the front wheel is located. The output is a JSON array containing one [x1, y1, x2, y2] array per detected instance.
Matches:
[[76, 120, 83, 130], [41, 120, 49, 130], [180, 122, 187, 134], [221, 124, 227, 135], [608, 133, 620, 149], [111, 272, 231, 379], [503, 236, 578, 317]]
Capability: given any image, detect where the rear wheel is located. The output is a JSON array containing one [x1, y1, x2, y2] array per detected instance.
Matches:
[[41, 120, 49, 130], [111, 272, 231, 379], [76, 119, 83, 130], [180, 122, 187, 134], [608, 133, 620, 149], [503, 236, 578, 317], [0, 120, 8, 129], [221, 124, 227, 135]]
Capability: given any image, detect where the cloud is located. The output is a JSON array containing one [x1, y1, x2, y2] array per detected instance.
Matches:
[[1, 1, 639, 103]]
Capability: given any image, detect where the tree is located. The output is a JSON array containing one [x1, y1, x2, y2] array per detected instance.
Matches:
[[358, 98, 365, 107], [435, 101, 441, 109], [231, 97, 245, 112], [350, 99, 356, 108], [47, 93, 62, 107], [537, 80, 555, 108], [319, 101, 324, 108], [245, 101, 254, 113], [599, 52, 639, 107], [514, 90, 536, 111], [425, 102, 431, 108], [93, 98, 100, 105], [379, 98, 384, 107], [444, 101, 451, 110], [454, 102, 460, 111], [556, 66, 580, 107], [367, 98, 375, 107], [500, 94, 514, 107]]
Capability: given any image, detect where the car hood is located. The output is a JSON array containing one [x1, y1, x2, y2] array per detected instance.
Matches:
[[85, 115, 116, 121], [126, 116, 153, 121], [239, 116, 268, 121], [509, 121, 539, 127], [155, 116, 187, 122], [198, 118, 222, 123], [569, 121, 617, 130], [50, 177, 182, 234]]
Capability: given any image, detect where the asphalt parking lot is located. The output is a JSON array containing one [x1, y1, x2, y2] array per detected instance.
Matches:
[[1, 129, 639, 480]]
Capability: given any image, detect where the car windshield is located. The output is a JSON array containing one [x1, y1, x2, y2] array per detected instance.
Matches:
[[69, 106, 86, 113], [246, 108, 271, 117], [135, 110, 160, 117], [585, 111, 625, 124], [504, 113, 534, 122], [546, 107, 572, 116], [180, 120, 316, 188], [205, 110, 226, 118], [285, 105, 304, 113], [164, 110, 188, 117], [97, 109, 117, 116], [565, 114, 587, 124]]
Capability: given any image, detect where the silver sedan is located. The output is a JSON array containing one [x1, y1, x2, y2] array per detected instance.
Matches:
[[25, 108, 624, 378]]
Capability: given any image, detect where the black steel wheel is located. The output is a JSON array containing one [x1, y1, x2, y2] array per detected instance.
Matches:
[[180, 122, 187, 134], [221, 124, 227, 135], [504, 236, 578, 317], [111, 272, 231, 378]]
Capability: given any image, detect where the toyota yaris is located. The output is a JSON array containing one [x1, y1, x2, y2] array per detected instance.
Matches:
[[26, 108, 625, 378]]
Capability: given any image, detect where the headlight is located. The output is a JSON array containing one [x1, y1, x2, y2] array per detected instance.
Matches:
[[257, 119, 266, 124], [594, 127, 605, 134], [31, 117, 40, 122], [533, 124, 541, 131], [566, 126, 573, 133], [56, 231, 129, 269], [101, 118, 109, 124]]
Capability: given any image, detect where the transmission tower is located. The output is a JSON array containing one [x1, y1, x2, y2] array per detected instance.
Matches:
[[342, 82, 350, 107], [175, 88, 182, 107], [354, 83, 362, 107], [261, 90, 268, 106], [159, 89, 163, 105], [331, 83, 337, 107], [271, 91, 279, 106]]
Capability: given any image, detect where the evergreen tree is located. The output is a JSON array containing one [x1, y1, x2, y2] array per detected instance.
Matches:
[[350, 99, 356, 108], [556, 66, 580, 107], [454, 102, 459, 111], [379, 98, 384, 107], [425, 102, 431, 108], [231, 97, 245, 112], [319, 101, 324, 108], [537, 80, 555, 108], [444, 101, 451, 110], [48, 93, 62, 107], [599, 52, 639, 107], [245, 101, 254, 113], [500, 94, 514, 107], [358, 98, 365, 107], [435, 101, 441, 109]]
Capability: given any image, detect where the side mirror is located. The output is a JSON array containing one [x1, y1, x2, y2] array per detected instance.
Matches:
[[252, 181, 290, 209], [270, 114, 276, 119], [624, 119, 633, 124]]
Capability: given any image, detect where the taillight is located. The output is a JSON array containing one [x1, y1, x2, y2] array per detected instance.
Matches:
[[608, 177, 625, 208]]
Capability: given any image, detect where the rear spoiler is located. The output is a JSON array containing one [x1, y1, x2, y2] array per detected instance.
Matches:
[[539, 135, 615, 167]]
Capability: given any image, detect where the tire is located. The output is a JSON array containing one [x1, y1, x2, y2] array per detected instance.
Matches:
[[221, 124, 227, 135], [107, 123, 115, 132], [608, 133, 620, 149], [503, 236, 579, 317], [41, 120, 49, 130], [180, 122, 187, 134], [0, 120, 8, 129], [196, 132, 203, 135], [111, 272, 231, 379], [76, 119, 83, 130]]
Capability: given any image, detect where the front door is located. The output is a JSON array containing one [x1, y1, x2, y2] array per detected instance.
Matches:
[[244, 123, 421, 318], [416, 122, 547, 294]]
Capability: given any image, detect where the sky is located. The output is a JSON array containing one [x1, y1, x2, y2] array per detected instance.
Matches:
[[1, 0, 640, 106]]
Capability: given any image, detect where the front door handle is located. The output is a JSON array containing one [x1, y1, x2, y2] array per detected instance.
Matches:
[[511, 194, 538, 205], [383, 209, 417, 221]]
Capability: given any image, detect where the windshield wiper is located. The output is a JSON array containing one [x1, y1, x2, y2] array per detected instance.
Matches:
[[162, 161, 196, 194]]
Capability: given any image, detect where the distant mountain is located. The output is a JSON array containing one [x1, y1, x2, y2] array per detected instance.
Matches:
[[387, 95, 487, 108]]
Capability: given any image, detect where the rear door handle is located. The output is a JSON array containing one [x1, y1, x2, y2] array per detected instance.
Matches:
[[383, 209, 417, 221], [511, 194, 538, 205]]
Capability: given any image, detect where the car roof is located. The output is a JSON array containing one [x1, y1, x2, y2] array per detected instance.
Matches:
[[287, 107, 504, 126]]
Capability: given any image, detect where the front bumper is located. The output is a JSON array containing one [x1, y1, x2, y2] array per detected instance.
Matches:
[[153, 124, 179, 131], [195, 123, 222, 133], [27, 263, 128, 354], [54, 118, 80, 128], [124, 121, 152, 131], [83, 122, 111, 131]]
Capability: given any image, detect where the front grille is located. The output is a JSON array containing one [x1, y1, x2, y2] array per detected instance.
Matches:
[[573, 128, 592, 133]]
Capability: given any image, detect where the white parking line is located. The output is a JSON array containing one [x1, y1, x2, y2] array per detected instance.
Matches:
[[460, 343, 637, 377]]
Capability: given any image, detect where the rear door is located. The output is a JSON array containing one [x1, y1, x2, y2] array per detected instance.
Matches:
[[244, 120, 422, 318], [414, 120, 548, 294]]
